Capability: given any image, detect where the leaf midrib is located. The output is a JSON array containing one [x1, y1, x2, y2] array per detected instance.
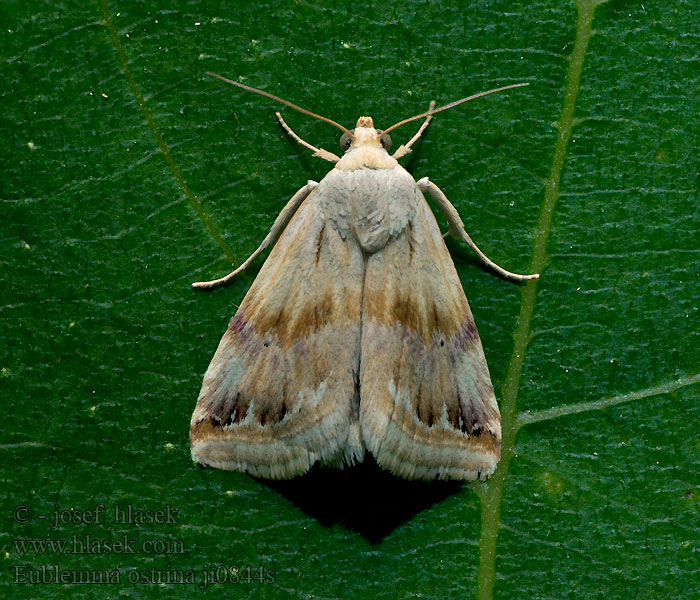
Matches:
[[475, 1, 602, 598]]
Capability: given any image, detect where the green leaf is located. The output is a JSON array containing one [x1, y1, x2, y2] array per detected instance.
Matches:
[[2, 0, 698, 599]]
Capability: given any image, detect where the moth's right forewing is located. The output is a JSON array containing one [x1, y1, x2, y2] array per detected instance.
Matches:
[[359, 179, 501, 481]]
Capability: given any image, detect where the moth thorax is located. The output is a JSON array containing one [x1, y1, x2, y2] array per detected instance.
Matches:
[[356, 116, 374, 128]]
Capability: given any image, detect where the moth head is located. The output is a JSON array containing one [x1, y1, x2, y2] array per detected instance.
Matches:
[[339, 117, 392, 154]]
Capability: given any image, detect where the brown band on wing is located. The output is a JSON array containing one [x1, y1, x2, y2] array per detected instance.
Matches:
[[361, 223, 469, 341], [239, 225, 363, 349], [242, 289, 361, 350], [363, 282, 467, 341]]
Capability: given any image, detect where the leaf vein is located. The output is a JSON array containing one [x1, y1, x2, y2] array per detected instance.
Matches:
[[516, 373, 700, 428], [477, 2, 601, 598], [100, 0, 234, 262]]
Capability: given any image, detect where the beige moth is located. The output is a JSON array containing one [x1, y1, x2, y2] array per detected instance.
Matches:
[[189, 73, 538, 481]]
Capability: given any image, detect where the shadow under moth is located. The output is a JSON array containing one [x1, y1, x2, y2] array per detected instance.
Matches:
[[189, 73, 538, 481]]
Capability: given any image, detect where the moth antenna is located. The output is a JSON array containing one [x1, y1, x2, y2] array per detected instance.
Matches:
[[206, 72, 354, 139], [393, 100, 435, 159], [382, 82, 530, 136]]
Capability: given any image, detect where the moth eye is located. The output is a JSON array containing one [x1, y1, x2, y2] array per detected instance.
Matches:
[[379, 131, 392, 151], [340, 132, 352, 151]]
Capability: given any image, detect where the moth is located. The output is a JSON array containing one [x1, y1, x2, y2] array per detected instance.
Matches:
[[189, 73, 538, 481]]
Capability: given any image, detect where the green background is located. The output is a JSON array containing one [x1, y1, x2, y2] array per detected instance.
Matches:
[[2, 0, 698, 598]]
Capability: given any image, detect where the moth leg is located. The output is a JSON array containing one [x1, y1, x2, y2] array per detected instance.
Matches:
[[192, 180, 318, 289], [276, 112, 340, 163], [417, 177, 539, 282], [393, 100, 436, 159]]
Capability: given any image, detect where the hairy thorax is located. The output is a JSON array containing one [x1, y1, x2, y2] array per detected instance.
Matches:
[[317, 166, 420, 254]]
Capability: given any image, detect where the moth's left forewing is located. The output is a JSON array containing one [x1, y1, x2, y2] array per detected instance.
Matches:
[[359, 175, 501, 481], [190, 190, 365, 479]]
